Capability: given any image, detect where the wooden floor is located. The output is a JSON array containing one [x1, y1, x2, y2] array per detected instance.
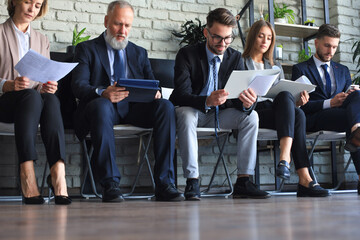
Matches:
[[0, 193, 359, 240]]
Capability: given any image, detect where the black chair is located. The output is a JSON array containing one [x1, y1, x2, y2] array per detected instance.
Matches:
[[50, 52, 77, 129], [149, 58, 175, 88]]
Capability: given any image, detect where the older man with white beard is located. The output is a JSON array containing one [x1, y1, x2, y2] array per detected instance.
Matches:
[[72, 0, 183, 202]]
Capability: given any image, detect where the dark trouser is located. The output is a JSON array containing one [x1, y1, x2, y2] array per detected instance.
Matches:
[[306, 90, 360, 175], [256, 91, 309, 170], [79, 98, 176, 187], [0, 89, 65, 167]]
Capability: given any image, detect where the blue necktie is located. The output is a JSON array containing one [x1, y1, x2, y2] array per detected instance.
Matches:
[[321, 64, 332, 97], [212, 57, 220, 136], [114, 50, 125, 82], [113, 49, 128, 118]]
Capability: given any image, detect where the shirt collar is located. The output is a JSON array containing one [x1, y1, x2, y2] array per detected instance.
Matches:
[[11, 18, 31, 36], [205, 44, 224, 63], [313, 55, 330, 69]]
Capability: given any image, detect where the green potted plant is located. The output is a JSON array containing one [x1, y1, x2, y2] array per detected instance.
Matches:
[[298, 46, 312, 63], [304, 19, 315, 26], [265, 3, 295, 24], [172, 18, 206, 46], [67, 27, 91, 53], [352, 40, 360, 85]]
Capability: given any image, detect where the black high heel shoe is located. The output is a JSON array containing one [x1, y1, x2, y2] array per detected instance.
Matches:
[[47, 175, 72, 205], [21, 176, 44, 204], [23, 195, 45, 205]]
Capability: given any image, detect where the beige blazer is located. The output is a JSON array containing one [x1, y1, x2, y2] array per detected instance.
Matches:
[[0, 18, 50, 91]]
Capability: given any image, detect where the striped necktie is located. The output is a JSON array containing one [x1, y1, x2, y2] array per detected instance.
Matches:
[[212, 56, 220, 136]]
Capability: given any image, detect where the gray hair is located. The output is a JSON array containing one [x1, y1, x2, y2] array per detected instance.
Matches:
[[107, 1, 134, 15]]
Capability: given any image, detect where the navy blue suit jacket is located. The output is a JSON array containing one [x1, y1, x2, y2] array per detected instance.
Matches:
[[292, 56, 352, 114], [71, 33, 155, 139], [169, 42, 250, 113]]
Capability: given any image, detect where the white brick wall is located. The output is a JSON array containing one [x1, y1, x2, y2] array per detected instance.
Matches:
[[2, 0, 357, 71], [0, 0, 359, 190]]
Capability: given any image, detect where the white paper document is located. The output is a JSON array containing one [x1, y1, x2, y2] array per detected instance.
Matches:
[[224, 69, 281, 99], [264, 78, 316, 101], [14, 49, 78, 83]]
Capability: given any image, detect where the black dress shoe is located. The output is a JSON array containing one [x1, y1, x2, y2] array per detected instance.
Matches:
[[276, 160, 291, 180], [47, 175, 72, 205], [23, 195, 45, 205], [345, 127, 360, 152], [232, 179, 270, 199], [155, 184, 184, 201], [297, 181, 330, 197], [184, 179, 201, 201], [102, 181, 124, 202]]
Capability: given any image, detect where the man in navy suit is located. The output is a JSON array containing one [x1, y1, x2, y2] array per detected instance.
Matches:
[[170, 8, 270, 200], [72, 0, 183, 202], [292, 24, 360, 194]]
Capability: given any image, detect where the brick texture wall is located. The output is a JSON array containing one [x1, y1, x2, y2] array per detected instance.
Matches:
[[0, 0, 359, 193]]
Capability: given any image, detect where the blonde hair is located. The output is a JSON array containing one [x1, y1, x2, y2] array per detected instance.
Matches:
[[7, 0, 48, 19], [242, 20, 276, 66]]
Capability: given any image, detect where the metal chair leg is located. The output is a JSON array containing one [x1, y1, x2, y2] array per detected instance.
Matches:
[[329, 155, 354, 192], [40, 161, 48, 195], [202, 132, 233, 198], [123, 132, 155, 199], [80, 140, 102, 199]]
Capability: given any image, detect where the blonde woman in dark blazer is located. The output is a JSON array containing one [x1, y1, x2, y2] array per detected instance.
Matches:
[[0, 0, 71, 204], [243, 20, 328, 197]]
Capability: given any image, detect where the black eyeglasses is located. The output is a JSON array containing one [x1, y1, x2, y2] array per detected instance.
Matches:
[[206, 28, 234, 44]]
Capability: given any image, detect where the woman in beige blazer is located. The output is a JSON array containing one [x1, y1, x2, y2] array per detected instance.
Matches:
[[0, 0, 71, 204]]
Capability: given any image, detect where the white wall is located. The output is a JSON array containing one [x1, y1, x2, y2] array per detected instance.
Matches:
[[0, 0, 358, 73]]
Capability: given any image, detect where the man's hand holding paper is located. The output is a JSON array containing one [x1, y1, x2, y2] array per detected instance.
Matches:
[[206, 89, 229, 107], [239, 88, 257, 108]]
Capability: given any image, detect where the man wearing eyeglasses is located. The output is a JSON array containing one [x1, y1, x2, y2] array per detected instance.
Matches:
[[170, 8, 270, 200]]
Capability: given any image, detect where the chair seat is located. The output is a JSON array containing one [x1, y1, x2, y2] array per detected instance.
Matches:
[[257, 128, 278, 141], [306, 131, 346, 141], [0, 122, 15, 135], [113, 124, 153, 138], [0, 122, 43, 136], [196, 127, 231, 138]]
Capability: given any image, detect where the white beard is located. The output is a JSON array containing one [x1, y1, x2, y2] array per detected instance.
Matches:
[[105, 29, 129, 50]]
